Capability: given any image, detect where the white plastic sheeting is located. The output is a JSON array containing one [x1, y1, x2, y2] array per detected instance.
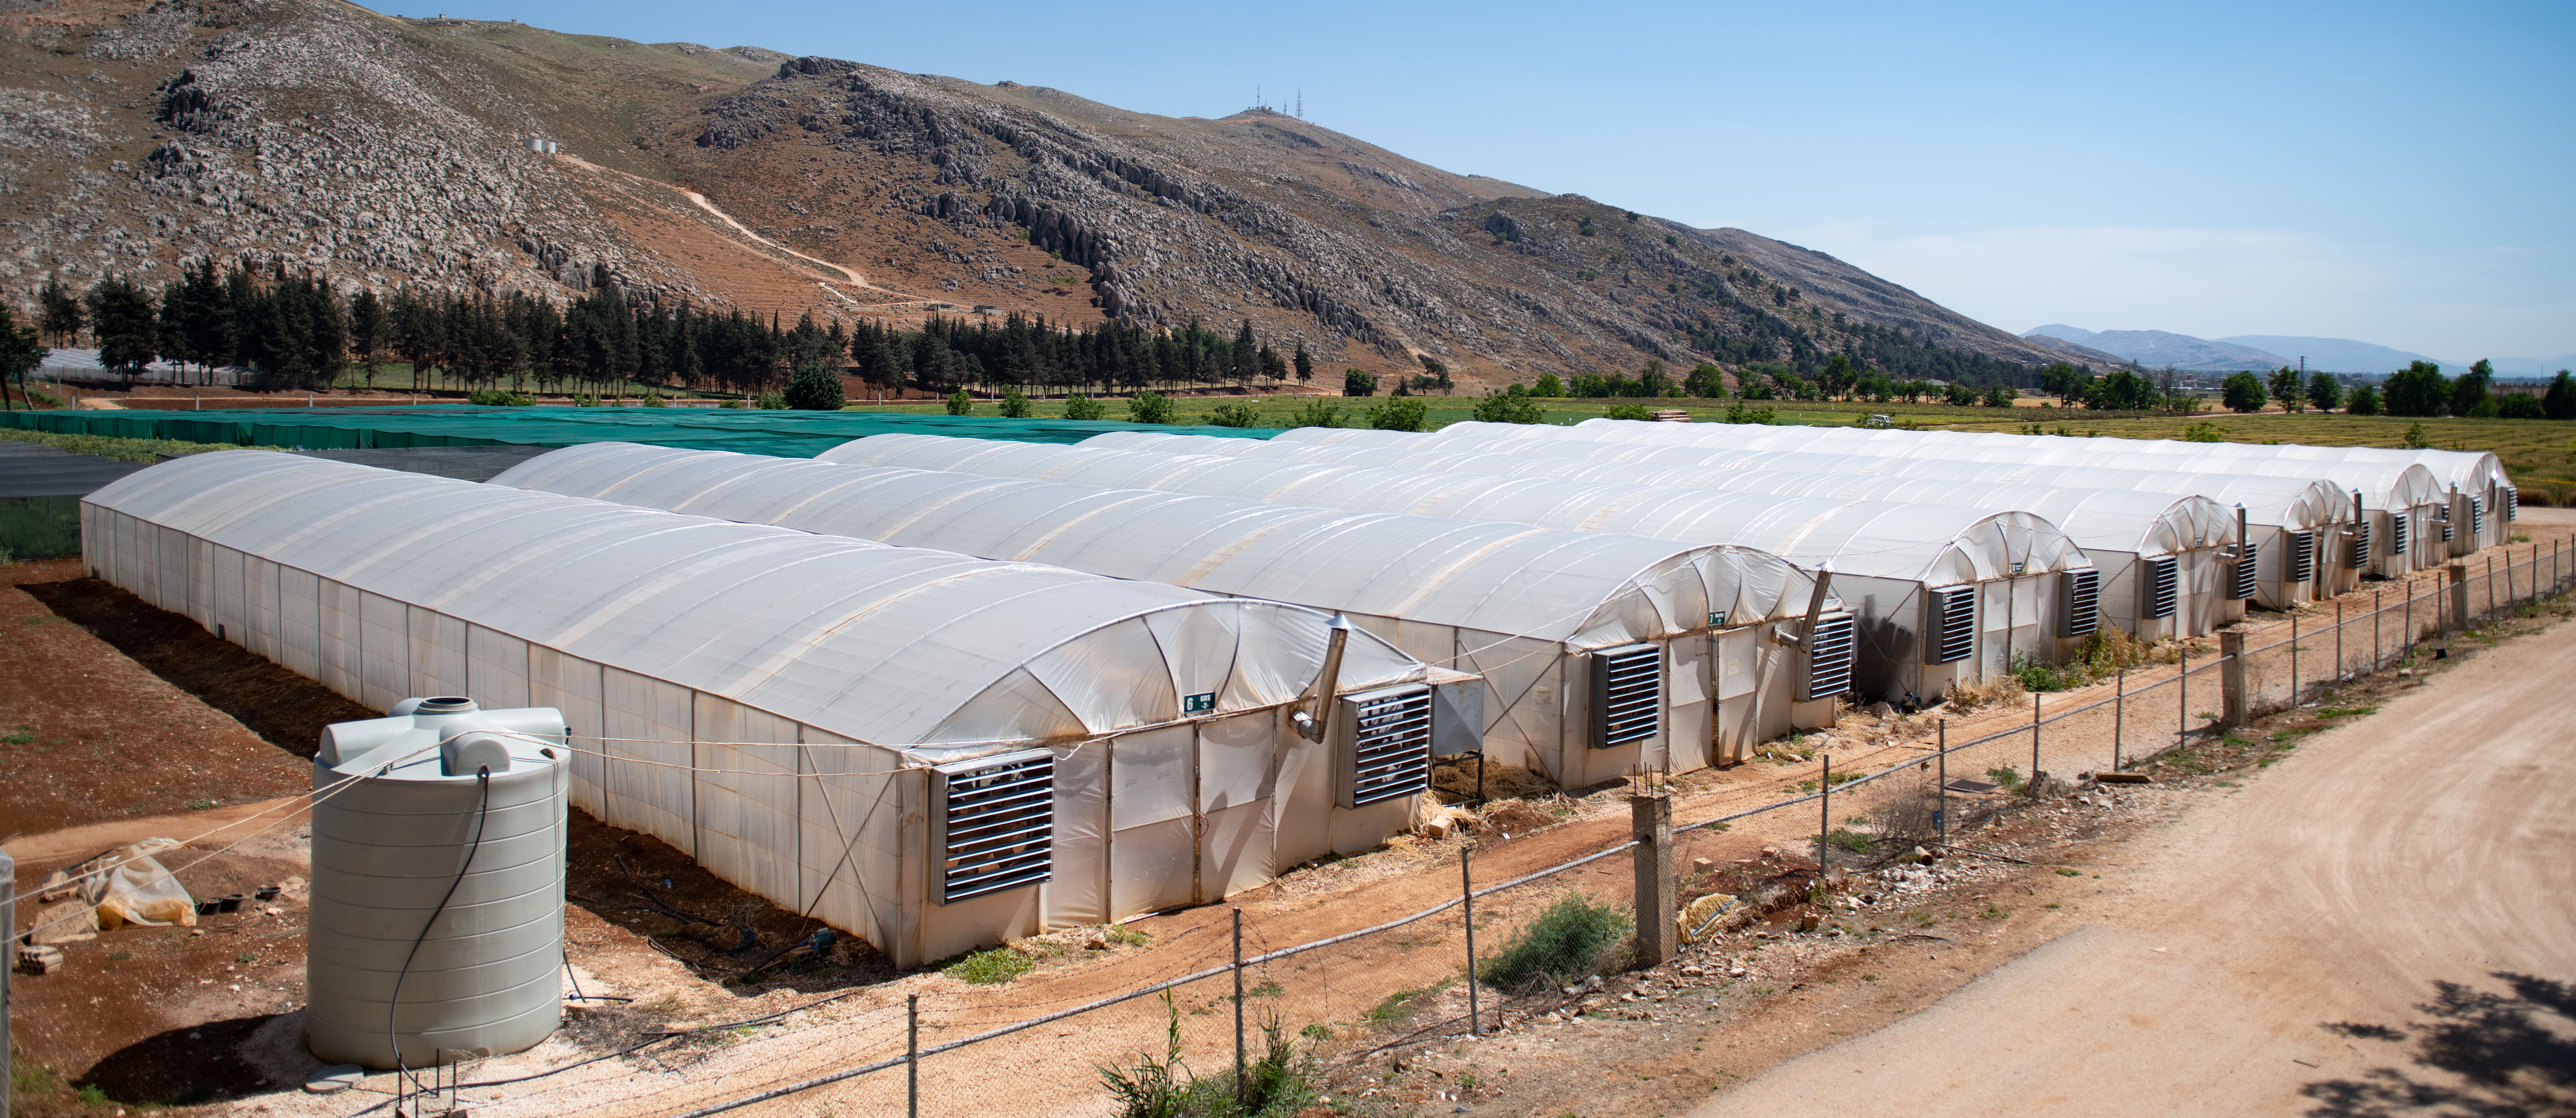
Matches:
[[491, 442, 1822, 779], [1270, 425, 2364, 608], [1092, 432, 2241, 640], [80, 451, 1444, 966], [1422, 419, 2473, 562], [819, 434, 2100, 703]]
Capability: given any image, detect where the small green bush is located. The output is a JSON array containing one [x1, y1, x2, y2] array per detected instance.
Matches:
[[755, 390, 789, 410], [1471, 385, 1545, 424], [1603, 403, 1653, 421], [999, 387, 1032, 418], [467, 388, 536, 406], [785, 366, 846, 410], [1063, 393, 1106, 420], [1478, 892, 1630, 991], [946, 388, 974, 415], [1367, 397, 1428, 432], [1985, 765, 2024, 792], [1206, 403, 1260, 428], [1813, 827, 1872, 853], [942, 947, 1032, 985], [1287, 399, 1343, 429], [1342, 369, 1377, 397], [1130, 391, 1176, 425]]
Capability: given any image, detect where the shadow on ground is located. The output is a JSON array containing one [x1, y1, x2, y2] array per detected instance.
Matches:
[[2306, 972, 2576, 1117]]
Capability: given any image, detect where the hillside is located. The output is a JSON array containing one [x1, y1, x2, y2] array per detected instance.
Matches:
[[2, 0, 2081, 386]]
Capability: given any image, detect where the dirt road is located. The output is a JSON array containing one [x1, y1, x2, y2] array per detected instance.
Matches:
[[1694, 589, 2576, 1115]]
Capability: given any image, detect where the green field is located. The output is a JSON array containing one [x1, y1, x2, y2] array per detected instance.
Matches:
[[844, 394, 2576, 501]]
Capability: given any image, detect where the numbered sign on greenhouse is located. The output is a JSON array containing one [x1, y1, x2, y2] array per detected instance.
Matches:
[[1708, 610, 1728, 626], [1182, 692, 1217, 714]]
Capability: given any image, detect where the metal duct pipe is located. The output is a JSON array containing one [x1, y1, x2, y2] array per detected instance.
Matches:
[[1293, 614, 1355, 743]]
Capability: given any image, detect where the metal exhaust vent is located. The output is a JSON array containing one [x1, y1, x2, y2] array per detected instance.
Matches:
[[2389, 514, 2408, 557], [2470, 497, 2486, 536], [2061, 568, 2103, 635], [931, 749, 1054, 905], [2230, 543, 2260, 601], [1340, 685, 1433, 806], [1926, 586, 1976, 664], [2140, 559, 2177, 621], [2348, 521, 2374, 569], [2505, 487, 2519, 521], [1802, 612, 1857, 701], [2286, 532, 2317, 584], [1588, 644, 1663, 749], [2439, 506, 2455, 543]]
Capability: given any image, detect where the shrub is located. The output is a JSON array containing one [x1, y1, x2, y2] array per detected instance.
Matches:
[[1130, 391, 1176, 425], [1531, 372, 1565, 397], [1343, 369, 1377, 397], [946, 388, 973, 415], [2498, 393, 2545, 420], [2345, 384, 2382, 415], [1367, 397, 1428, 431], [641, 392, 669, 408], [2181, 420, 2228, 442], [1723, 402, 1777, 425], [999, 387, 1032, 418], [1063, 393, 1105, 420], [1478, 892, 1631, 991], [1287, 399, 1343, 429], [756, 390, 788, 410], [1099, 997, 1318, 1118], [784, 366, 846, 410], [1206, 403, 1260, 427], [1603, 403, 1653, 421], [466, 388, 535, 406], [942, 947, 1033, 985], [1471, 385, 1544, 424]]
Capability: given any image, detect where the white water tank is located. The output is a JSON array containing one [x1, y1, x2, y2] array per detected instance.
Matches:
[[307, 697, 570, 1069]]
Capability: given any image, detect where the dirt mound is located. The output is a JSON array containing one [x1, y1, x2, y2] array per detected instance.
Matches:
[[1429, 756, 1558, 804]]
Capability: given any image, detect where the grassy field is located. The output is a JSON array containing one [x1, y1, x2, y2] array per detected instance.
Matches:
[[853, 394, 2576, 502]]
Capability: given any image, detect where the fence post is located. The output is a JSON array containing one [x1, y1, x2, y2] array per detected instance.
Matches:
[[2177, 644, 2189, 750], [2029, 692, 2043, 796], [2373, 589, 2382, 670], [2112, 669, 2124, 772], [1232, 908, 1245, 1110], [1632, 792, 1675, 968], [1935, 721, 1947, 842], [2487, 555, 2496, 618], [2449, 562, 2471, 635], [907, 993, 919, 1118], [1462, 850, 1481, 1037], [2290, 612, 2300, 705], [2220, 630, 2248, 727], [2335, 598, 2344, 680], [2, 844, 12, 1118]]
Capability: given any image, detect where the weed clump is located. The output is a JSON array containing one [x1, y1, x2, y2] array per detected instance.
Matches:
[[1099, 995, 1319, 1118], [941, 947, 1033, 985], [1478, 892, 1632, 992]]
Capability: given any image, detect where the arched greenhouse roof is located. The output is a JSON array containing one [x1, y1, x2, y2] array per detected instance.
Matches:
[[818, 435, 2093, 586], [490, 443, 1819, 649], [84, 452, 1428, 759]]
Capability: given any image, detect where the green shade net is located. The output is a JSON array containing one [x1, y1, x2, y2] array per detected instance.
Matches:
[[0, 406, 1282, 457]]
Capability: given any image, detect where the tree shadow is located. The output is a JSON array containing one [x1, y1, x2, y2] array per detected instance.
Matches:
[[2303, 972, 2576, 1117]]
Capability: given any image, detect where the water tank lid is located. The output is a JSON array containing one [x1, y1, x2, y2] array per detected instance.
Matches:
[[416, 697, 478, 714]]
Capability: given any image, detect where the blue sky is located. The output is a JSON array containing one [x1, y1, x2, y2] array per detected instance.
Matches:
[[403, 0, 2572, 363]]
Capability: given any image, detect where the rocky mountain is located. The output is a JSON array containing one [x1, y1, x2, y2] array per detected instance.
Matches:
[[3, 0, 2082, 386]]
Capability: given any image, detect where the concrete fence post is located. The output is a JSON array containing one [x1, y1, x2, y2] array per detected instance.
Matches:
[[2449, 562, 2471, 634], [1631, 793, 1675, 968], [2220, 630, 2249, 727], [2, 845, 12, 1118]]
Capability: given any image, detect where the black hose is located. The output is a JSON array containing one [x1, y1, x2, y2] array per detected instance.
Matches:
[[387, 767, 492, 1078]]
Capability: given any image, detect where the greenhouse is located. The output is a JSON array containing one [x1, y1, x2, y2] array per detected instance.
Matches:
[[1092, 432, 2242, 640], [81, 452, 1457, 967], [491, 442, 1826, 780], [1278, 427, 2362, 609], [1431, 419, 2502, 557], [818, 435, 2100, 705]]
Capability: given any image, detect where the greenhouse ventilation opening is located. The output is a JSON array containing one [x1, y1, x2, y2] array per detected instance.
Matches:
[[80, 451, 1462, 967], [815, 434, 2100, 705], [490, 442, 1828, 780]]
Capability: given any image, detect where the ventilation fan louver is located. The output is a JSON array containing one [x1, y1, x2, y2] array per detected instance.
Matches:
[[2505, 487, 2519, 521], [932, 749, 1054, 904], [2138, 560, 2176, 621], [2349, 521, 2374, 569], [2060, 568, 2103, 635], [2287, 532, 2317, 583], [1588, 644, 1663, 749], [1342, 685, 1434, 806], [2230, 543, 2260, 601], [1802, 612, 1857, 701], [1927, 586, 1976, 664], [2470, 497, 2486, 536], [2389, 514, 2408, 557]]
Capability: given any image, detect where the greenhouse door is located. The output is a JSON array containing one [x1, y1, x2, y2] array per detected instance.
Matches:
[[1107, 726, 1198, 921], [1196, 712, 1279, 901]]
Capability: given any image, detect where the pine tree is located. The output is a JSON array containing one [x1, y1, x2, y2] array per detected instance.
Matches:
[[85, 277, 159, 384], [1292, 342, 1313, 384], [37, 274, 83, 346]]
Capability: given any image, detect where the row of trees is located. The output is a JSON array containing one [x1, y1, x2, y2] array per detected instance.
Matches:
[[2210, 360, 2576, 420]]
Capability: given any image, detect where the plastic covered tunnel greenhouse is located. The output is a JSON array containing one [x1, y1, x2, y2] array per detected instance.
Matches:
[[817, 435, 2099, 705], [1277, 426, 2362, 610], [80, 451, 1462, 967], [490, 442, 1825, 781], [1091, 432, 2242, 641]]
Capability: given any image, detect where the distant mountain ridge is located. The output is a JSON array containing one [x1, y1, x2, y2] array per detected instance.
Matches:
[[2025, 325, 2573, 377]]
